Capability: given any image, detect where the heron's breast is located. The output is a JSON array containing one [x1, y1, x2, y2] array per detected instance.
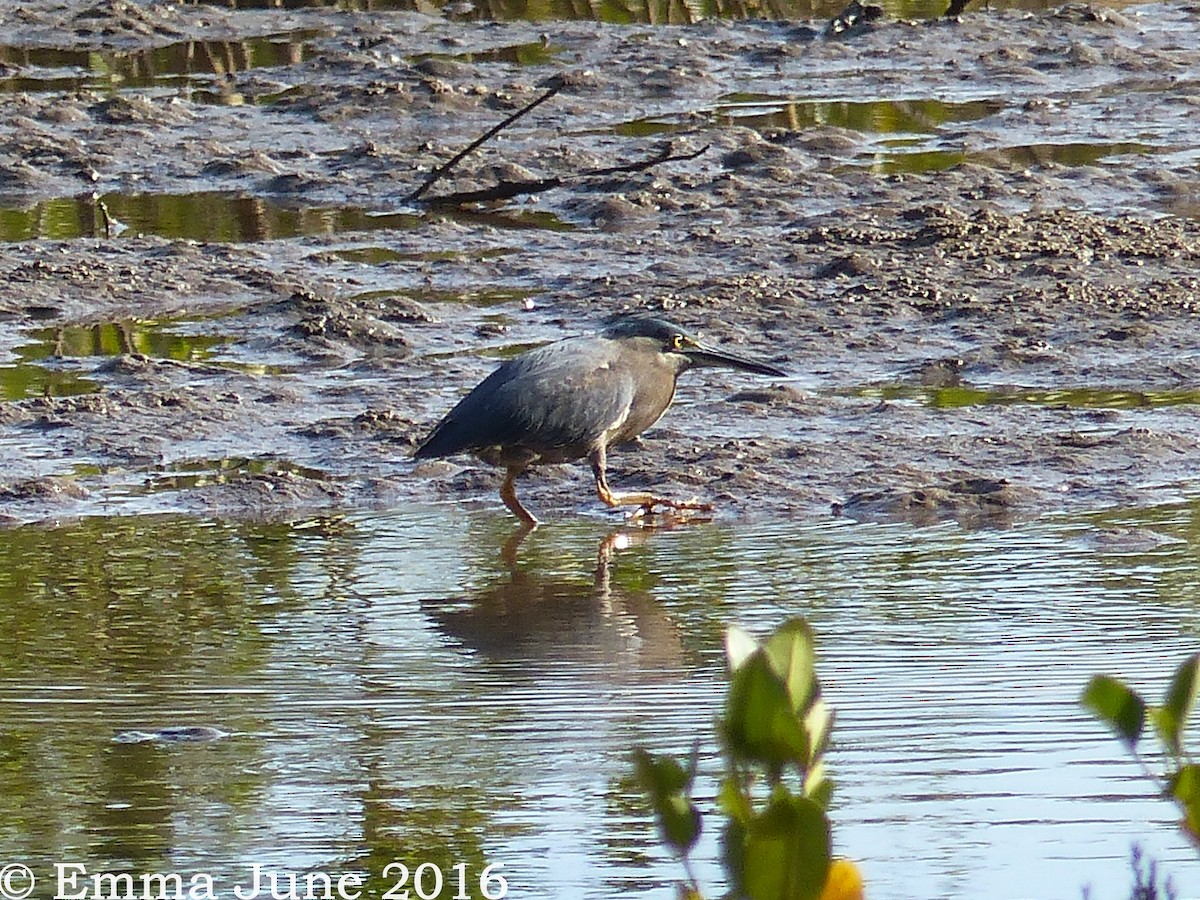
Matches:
[[609, 368, 677, 445]]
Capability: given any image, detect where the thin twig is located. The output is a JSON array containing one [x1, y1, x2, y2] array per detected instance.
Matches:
[[424, 177, 563, 208], [581, 142, 710, 178], [405, 78, 564, 204], [421, 143, 711, 208]]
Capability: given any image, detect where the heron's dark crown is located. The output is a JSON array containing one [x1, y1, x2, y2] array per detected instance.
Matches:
[[601, 315, 692, 344]]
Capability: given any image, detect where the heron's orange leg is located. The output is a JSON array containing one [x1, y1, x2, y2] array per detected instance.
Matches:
[[499, 466, 539, 526], [589, 447, 714, 519]]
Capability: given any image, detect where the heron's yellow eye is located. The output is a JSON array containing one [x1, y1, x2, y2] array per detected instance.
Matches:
[[670, 333, 685, 351]]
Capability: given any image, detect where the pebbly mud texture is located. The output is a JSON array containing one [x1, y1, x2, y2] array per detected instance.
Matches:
[[1, 0, 1199, 526]]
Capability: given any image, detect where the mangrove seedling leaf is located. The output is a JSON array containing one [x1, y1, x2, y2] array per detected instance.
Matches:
[[724, 650, 810, 770], [718, 774, 754, 825], [635, 747, 689, 796], [806, 773, 835, 811], [661, 793, 703, 855], [633, 748, 702, 856], [1081, 674, 1146, 749], [727, 625, 761, 672], [803, 760, 833, 808], [1168, 763, 1200, 847], [805, 698, 834, 762], [763, 618, 818, 715], [722, 815, 748, 891], [1156, 653, 1200, 757], [734, 787, 831, 900]]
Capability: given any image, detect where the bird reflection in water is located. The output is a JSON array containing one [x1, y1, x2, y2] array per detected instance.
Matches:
[[422, 530, 687, 677]]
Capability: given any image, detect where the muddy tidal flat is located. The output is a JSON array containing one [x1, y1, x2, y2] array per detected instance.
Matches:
[[6, 3, 1200, 900], [0, 0, 1199, 525]]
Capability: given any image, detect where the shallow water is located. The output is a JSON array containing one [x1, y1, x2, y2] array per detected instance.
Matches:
[[0, 32, 320, 97], [1, 504, 1198, 898], [0, 194, 572, 242], [178, 0, 1067, 21]]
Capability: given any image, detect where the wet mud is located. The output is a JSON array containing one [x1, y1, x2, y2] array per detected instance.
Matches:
[[2, 0, 1199, 525]]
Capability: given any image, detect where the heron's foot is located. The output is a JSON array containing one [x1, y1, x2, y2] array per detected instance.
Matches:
[[626, 495, 715, 525]]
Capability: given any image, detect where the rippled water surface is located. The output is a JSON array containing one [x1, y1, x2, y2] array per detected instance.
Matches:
[[1, 505, 1198, 899]]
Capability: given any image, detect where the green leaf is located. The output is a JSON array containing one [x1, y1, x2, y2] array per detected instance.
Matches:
[[804, 699, 834, 762], [1167, 763, 1200, 846], [1155, 654, 1200, 757], [805, 771, 834, 811], [731, 787, 831, 900], [1081, 675, 1146, 749], [634, 748, 689, 796], [660, 793, 702, 855], [721, 815, 748, 889], [803, 760, 833, 808], [717, 774, 754, 824], [633, 749, 702, 856], [763, 618, 818, 715], [726, 625, 760, 671], [723, 650, 810, 770]]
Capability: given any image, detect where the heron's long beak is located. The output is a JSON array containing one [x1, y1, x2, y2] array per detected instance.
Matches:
[[683, 343, 787, 377]]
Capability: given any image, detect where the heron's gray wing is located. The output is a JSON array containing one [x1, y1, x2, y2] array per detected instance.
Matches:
[[414, 337, 634, 459]]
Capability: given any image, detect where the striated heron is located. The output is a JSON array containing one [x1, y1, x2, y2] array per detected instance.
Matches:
[[414, 315, 787, 525]]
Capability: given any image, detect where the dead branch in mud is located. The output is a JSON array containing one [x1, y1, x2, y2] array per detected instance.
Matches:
[[421, 143, 710, 208], [405, 78, 564, 204], [582, 142, 710, 179], [408, 76, 709, 209]]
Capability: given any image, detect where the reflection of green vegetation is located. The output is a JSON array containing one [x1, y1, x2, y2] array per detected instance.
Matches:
[[0, 195, 570, 242], [1002, 142, 1154, 168], [0, 315, 285, 399], [855, 384, 1200, 410], [0, 514, 349, 869], [347, 783, 496, 900], [861, 148, 968, 174], [0, 318, 236, 400], [325, 246, 518, 265], [0, 32, 320, 95], [0, 364, 98, 400], [146, 457, 330, 491], [349, 286, 530, 310], [1080, 500, 1200, 613], [413, 42, 563, 66], [183, 0, 1060, 21], [865, 141, 1155, 174], [0, 194, 427, 242], [0, 516, 299, 677], [617, 96, 1003, 138], [22, 321, 229, 362], [716, 95, 1005, 134], [608, 96, 1158, 178], [454, 208, 575, 232], [611, 118, 686, 138]]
